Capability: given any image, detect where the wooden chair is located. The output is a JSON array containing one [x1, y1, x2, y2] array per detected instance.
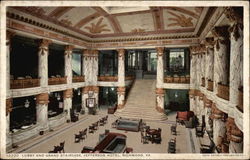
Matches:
[[99, 118, 105, 126], [75, 133, 81, 143], [48, 146, 59, 153], [171, 124, 177, 135], [168, 138, 176, 153], [196, 126, 204, 137], [57, 141, 65, 153], [89, 125, 94, 133], [140, 131, 149, 144], [79, 131, 85, 141]]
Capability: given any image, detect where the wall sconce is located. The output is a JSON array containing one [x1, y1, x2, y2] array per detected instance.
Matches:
[[55, 93, 61, 101], [78, 90, 81, 96], [24, 99, 30, 108]]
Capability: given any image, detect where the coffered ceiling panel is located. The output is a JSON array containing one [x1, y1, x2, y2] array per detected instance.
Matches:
[[80, 16, 114, 34], [58, 7, 96, 27], [116, 13, 154, 33]]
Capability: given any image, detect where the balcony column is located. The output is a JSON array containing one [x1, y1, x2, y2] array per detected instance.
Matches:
[[117, 87, 126, 109], [204, 97, 213, 132], [84, 50, 99, 86], [156, 47, 164, 88], [6, 31, 15, 96], [225, 8, 243, 111], [155, 88, 165, 113], [189, 47, 198, 89], [199, 45, 206, 87], [63, 89, 73, 121], [81, 87, 88, 113], [38, 39, 51, 88], [6, 98, 12, 146], [212, 26, 230, 94], [226, 117, 243, 153], [147, 52, 151, 71], [118, 49, 125, 86], [36, 93, 49, 131], [64, 45, 74, 84], [204, 37, 215, 89], [211, 104, 227, 151]]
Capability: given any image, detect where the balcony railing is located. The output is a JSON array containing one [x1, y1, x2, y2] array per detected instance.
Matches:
[[125, 76, 135, 81], [201, 77, 205, 87], [207, 80, 214, 91], [164, 75, 190, 84], [217, 83, 229, 101], [72, 76, 85, 83], [237, 86, 243, 112], [48, 77, 67, 85], [98, 76, 118, 82], [10, 78, 40, 89]]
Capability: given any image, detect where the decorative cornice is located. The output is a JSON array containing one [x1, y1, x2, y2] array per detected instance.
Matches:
[[224, 7, 243, 24], [83, 86, 99, 94], [36, 93, 49, 105], [211, 26, 230, 39], [117, 87, 126, 93], [204, 37, 215, 48]]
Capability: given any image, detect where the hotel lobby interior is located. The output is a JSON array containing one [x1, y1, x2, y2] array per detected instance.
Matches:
[[2, 5, 248, 156]]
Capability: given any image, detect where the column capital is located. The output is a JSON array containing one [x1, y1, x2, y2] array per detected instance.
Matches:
[[156, 47, 164, 56], [83, 49, 90, 55], [211, 26, 230, 39], [38, 39, 52, 47], [211, 103, 225, 120], [117, 49, 125, 59], [63, 89, 73, 99], [65, 45, 74, 52], [36, 93, 49, 105], [82, 86, 99, 94], [224, 7, 243, 24], [226, 117, 243, 143], [6, 30, 15, 42], [117, 86, 126, 93], [91, 50, 99, 55], [204, 37, 215, 49], [6, 98, 12, 116], [155, 88, 164, 95]]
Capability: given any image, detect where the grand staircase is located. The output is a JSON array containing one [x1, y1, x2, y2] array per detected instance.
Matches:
[[115, 79, 168, 121]]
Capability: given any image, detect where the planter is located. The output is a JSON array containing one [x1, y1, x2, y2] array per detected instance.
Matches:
[[10, 78, 40, 89]]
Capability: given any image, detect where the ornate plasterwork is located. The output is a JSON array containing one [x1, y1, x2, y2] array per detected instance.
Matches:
[[167, 11, 194, 27], [156, 47, 164, 57], [36, 93, 49, 105], [38, 39, 52, 55], [63, 89, 73, 98], [84, 18, 111, 34]]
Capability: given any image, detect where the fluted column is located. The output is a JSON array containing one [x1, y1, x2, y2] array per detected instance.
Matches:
[[36, 93, 49, 131], [199, 45, 206, 87], [226, 117, 243, 153], [189, 47, 198, 89], [204, 96, 213, 132], [6, 31, 15, 96], [118, 49, 125, 86], [225, 7, 244, 111], [155, 88, 164, 113], [6, 98, 12, 146], [212, 26, 230, 94], [83, 50, 99, 86], [204, 37, 215, 89], [38, 39, 51, 88], [63, 89, 73, 121], [156, 47, 164, 88], [81, 87, 88, 113], [117, 87, 126, 109], [64, 45, 74, 84]]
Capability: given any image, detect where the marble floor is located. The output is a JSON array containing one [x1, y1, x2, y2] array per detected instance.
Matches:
[[9, 109, 197, 153]]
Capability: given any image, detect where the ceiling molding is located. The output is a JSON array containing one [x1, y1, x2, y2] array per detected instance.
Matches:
[[111, 10, 151, 16], [151, 7, 164, 31], [48, 7, 74, 19], [164, 7, 199, 19]]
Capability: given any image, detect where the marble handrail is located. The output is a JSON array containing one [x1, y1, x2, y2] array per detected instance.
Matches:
[[10, 78, 40, 89], [98, 76, 118, 82], [72, 76, 85, 83], [48, 77, 67, 85]]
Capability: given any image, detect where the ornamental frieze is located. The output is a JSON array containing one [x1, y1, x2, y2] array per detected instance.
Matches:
[[63, 89, 73, 99]]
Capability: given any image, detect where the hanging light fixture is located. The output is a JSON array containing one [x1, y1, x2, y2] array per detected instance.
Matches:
[[56, 93, 61, 101], [111, 87, 114, 91], [175, 92, 178, 98], [78, 89, 81, 96], [24, 99, 30, 108]]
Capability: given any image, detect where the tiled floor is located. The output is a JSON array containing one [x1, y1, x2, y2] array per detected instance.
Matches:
[[9, 109, 194, 153]]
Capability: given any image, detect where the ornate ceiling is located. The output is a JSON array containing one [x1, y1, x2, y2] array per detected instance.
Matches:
[[8, 6, 212, 40]]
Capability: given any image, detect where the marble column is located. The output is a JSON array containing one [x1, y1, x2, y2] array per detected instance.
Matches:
[[196, 54, 202, 88], [212, 26, 230, 94], [156, 47, 164, 88], [227, 16, 243, 108], [36, 93, 49, 131], [63, 89, 73, 121], [189, 47, 198, 89], [81, 87, 88, 113], [226, 117, 243, 153], [147, 52, 151, 71], [82, 86, 99, 113], [211, 104, 227, 150], [6, 98, 12, 146], [64, 45, 74, 84], [199, 45, 206, 86], [204, 37, 215, 88], [155, 88, 165, 113], [6, 31, 15, 96], [204, 97, 213, 132], [38, 39, 51, 88], [118, 49, 125, 87], [117, 87, 126, 109]]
